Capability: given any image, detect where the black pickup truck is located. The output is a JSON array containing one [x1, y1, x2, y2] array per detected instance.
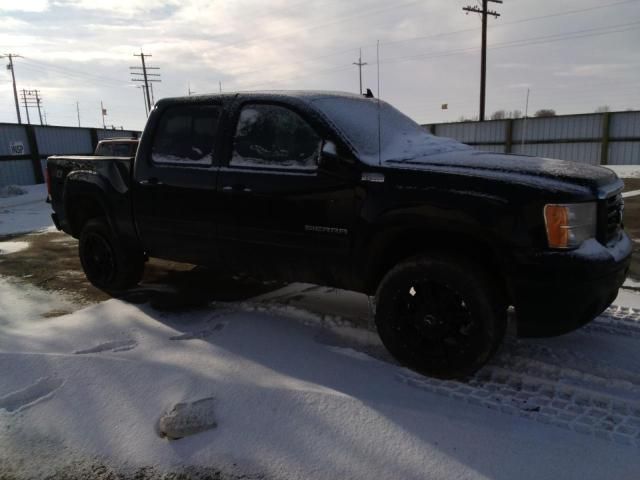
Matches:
[[47, 91, 631, 378]]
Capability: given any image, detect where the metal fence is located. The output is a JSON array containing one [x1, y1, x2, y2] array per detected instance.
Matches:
[[3, 110, 639, 186], [0, 123, 140, 186], [424, 110, 640, 166]]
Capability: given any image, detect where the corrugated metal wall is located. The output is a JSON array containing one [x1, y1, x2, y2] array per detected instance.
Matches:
[[427, 110, 640, 165], [0, 125, 31, 156], [0, 124, 140, 186], [511, 143, 601, 165], [34, 126, 93, 156], [0, 159, 36, 186], [610, 111, 640, 138], [512, 115, 603, 142]]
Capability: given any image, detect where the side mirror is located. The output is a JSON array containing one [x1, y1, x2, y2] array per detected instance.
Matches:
[[318, 140, 358, 179], [320, 140, 338, 160], [319, 140, 354, 166]]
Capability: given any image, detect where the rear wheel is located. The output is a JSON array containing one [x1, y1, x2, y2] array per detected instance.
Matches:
[[79, 217, 145, 293], [375, 254, 506, 379]]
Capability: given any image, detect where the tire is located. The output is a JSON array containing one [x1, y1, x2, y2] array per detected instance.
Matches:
[[374, 254, 506, 379], [79, 217, 145, 293]]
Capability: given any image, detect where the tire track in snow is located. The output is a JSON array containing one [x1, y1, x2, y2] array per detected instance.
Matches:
[[397, 307, 640, 448], [583, 306, 640, 338]]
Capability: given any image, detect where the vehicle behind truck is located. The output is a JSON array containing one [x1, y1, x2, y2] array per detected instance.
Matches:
[[46, 91, 631, 379]]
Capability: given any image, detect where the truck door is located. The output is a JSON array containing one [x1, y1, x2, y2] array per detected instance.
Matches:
[[216, 102, 359, 286], [132, 102, 223, 265]]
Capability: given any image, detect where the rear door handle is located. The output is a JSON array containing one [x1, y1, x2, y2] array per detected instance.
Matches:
[[140, 177, 163, 186]]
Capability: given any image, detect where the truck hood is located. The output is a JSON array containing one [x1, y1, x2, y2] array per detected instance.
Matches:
[[386, 150, 619, 193]]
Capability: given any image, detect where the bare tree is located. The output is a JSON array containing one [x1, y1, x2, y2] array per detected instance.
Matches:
[[457, 115, 479, 122], [534, 109, 556, 118], [490, 110, 506, 120], [595, 105, 610, 113]]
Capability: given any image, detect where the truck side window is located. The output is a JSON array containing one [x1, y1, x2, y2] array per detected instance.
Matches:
[[230, 104, 321, 169], [152, 105, 221, 166], [95, 143, 112, 156]]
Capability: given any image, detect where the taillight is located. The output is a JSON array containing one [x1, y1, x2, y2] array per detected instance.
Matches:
[[45, 166, 52, 196]]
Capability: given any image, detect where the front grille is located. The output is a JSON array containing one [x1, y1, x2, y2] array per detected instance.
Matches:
[[604, 193, 623, 243]]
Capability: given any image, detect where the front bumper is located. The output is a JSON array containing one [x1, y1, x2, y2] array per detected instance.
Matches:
[[511, 232, 632, 337]]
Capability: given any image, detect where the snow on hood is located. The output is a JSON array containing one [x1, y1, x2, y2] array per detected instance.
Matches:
[[389, 150, 618, 189]]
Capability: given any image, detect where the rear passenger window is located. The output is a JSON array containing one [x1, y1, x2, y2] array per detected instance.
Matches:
[[111, 143, 132, 156], [152, 105, 221, 166], [95, 143, 112, 156], [231, 104, 321, 169]]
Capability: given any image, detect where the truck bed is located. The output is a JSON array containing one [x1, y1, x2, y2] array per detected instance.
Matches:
[[47, 155, 135, 238]]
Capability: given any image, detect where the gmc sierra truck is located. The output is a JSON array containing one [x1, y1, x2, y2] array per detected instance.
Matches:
[[46, 91, 631, 378]]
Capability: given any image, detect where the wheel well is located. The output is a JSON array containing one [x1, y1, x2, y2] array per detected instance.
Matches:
[[365, 229, 511, 304], [67, 195, 107, 237]]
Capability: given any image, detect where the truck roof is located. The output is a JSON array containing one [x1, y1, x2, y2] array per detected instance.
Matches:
[[156, 90, 366, 107]]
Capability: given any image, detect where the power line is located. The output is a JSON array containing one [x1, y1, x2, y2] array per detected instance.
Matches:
[[229, 0, 638, 88], [20, 58, 127, 88], [378, 0, 640, 49], [380, 21, 640, 65], [463, 0, 503, 122], [208, 0, 423, 53], [245, 19, 640, 92]]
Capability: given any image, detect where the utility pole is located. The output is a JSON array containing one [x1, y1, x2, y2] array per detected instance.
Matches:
[[20, 89, 32, 124], [150, 83, 155, 105], [34, 90, 43, 125], [353, 48, 368, 95], [219, 81, 222, 93], [1, 54, 22, 124], [100, 101, 106, 129], [188, 82, 194, 96], [522, 88, 530, 147], [463, 0, 502, 121], [76, 101, 81, 127], [131, 51, 161, 113], [20, 89, 42, 125]]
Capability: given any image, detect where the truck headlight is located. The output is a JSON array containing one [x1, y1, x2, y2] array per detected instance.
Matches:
[[544, 202, 596, 249]]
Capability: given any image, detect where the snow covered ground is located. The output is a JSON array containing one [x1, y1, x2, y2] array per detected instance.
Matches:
[[2, 186, 640, 479], [0, 184, 54, 236], [606, 165, 640, 179], [2, 277, 640, 479]]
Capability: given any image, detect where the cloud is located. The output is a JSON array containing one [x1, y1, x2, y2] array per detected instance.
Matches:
[[0, 0, 48, 12], [0, 0, 639, 129]]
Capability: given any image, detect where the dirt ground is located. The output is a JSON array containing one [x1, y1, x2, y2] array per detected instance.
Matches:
[[0, 231, 281, 311], [1, 181, 639, 308]]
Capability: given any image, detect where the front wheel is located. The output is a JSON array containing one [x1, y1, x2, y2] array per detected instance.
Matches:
[[375, 254, 506, 379], [79, 217, 145, 293]]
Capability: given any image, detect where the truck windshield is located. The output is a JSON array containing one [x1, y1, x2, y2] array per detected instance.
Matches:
[[311, 96, 470, 165]]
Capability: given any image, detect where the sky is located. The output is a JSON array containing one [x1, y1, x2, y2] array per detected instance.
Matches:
[[0, 0, 639, 131]]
